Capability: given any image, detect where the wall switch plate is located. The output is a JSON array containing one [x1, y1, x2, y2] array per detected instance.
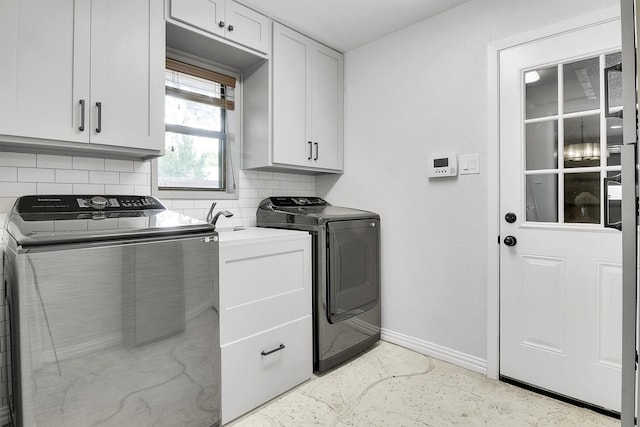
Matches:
[[459, 154, 480, 175]]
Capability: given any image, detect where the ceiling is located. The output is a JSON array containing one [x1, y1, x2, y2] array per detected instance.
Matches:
[[239, 0, 473, 52]]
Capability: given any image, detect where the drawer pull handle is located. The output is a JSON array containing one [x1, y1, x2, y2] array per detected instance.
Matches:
[[261, 344, 285, 356]]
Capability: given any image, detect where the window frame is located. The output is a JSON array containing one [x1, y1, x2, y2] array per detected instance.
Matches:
[[152, 52, 241, 200]]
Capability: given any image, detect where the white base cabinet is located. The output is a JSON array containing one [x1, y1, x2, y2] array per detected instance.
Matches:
[[219, 228, 312, 424]]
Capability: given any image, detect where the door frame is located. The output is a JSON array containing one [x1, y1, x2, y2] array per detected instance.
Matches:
[[486, 5, 621, 380]]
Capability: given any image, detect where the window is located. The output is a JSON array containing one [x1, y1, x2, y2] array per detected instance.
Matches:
[[153, 58, 238, 198], [523, 51, 622, 225]]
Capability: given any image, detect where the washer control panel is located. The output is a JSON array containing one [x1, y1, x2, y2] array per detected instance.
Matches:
[[16, 195, 165, 213]]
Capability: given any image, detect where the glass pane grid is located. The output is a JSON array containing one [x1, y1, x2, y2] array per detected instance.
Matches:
[[522, 51, 621, 227]]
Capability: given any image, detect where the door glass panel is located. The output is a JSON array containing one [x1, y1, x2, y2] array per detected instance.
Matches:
[[564, 172, 600, 224], [327, 219, 379, 324], [525, 66, 558, 119], [526, 174, 558, 222], [563, 57, 600, 114], [526, 121, 558, 170], [523, 51, 620, 226], [564, 115, 600, 168]]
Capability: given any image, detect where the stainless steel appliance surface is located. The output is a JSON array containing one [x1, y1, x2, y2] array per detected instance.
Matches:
[[3, 195, 221, 427], [257, 196, 380, 373]]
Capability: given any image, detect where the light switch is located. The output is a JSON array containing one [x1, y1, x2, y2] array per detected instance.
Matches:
[[459, 154, 480, 175]]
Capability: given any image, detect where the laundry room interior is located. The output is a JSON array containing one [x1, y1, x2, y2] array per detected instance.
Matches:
[[0, 0, 633, 425]]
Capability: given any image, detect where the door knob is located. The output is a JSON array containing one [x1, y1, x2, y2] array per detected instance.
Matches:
[[503, 235, 517, 247], [218, 21, 225, 28], [505, 212, 517, 223]]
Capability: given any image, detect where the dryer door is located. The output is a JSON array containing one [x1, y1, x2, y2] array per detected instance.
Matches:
[[326, 218, 380, 323]]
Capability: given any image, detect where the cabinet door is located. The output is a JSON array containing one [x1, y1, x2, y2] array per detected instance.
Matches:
[[272, 23, 312, 167], [0, 0, 90, 143], [225, 1, 269, 54], [89, 0, 164, 151], [311, 45, 344, 170], [170, 0, 226, 37]]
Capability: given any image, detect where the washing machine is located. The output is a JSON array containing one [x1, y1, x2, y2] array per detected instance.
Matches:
[[257, 196, 380, 373], [4, 195, 221, 426]]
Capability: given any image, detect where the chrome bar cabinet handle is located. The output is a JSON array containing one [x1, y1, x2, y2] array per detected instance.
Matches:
[[261, 343, 285, 356], [78, 99, 85, 131], [95, 102, 102, 133]]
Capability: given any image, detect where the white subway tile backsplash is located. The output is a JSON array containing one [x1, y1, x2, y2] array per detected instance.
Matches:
[[0, 199, 16, 213], [120, 172, 148, 186], [73, 184, 105, 194], [239, 188, 258, 198], [280, 181, 294, 190], [133, 161, 151, 173], [0, 152, 36, 167], [0, 167, 17, 181], [134, 185, 151, 195], [37, 154, 72, 169], [105, 159, 134, 172], [18, 168, 55, 183], [257, 171, 273, 180], [266, 180, 281, 190], [248, 179, 266, 189], [171, 200, 195, 209], [194, 199, 215, 209], [0, 182, 36, 197], [90, 171, 119, 184], [72, 157, 105, 171], [56, 169, 89, 184], [37, 183, 73, 194], [240, 170, 258, 179], [105, 184, 134, 194], [293, 182, 307, 190]]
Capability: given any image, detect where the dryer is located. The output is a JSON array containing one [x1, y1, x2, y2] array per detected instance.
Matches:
[[257, 197, 380, 373]]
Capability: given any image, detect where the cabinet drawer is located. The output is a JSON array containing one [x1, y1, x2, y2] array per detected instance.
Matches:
[[220, 236, 311, 344], [221, 316, 312, 424]]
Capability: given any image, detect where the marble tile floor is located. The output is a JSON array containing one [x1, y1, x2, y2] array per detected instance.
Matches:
[[228, 341, 618, 426]]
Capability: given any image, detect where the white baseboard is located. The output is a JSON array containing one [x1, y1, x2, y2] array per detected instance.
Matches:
[[381, 328, 487, 375]]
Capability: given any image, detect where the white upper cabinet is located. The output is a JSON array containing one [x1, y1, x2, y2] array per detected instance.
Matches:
[[169, 0, 269, 54], [0, 0, 164, 158], [243, 22, 344, 173], [89, 0, 165, 152]]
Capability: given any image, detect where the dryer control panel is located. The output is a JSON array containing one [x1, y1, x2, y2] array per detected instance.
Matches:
[[266, 197, 329, 207]]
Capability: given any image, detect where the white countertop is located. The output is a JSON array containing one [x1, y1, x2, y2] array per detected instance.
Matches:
[[217, 226, 309, 244]]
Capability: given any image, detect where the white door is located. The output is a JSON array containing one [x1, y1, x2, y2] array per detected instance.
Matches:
[[499, 20, 623, 412]]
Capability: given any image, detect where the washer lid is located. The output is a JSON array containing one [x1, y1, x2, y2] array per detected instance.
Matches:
[[257, 196, 379, 226], [6, 195, 214, 246]]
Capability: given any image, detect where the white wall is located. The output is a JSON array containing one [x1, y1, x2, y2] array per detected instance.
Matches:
[[316, 0, 619, 369]]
